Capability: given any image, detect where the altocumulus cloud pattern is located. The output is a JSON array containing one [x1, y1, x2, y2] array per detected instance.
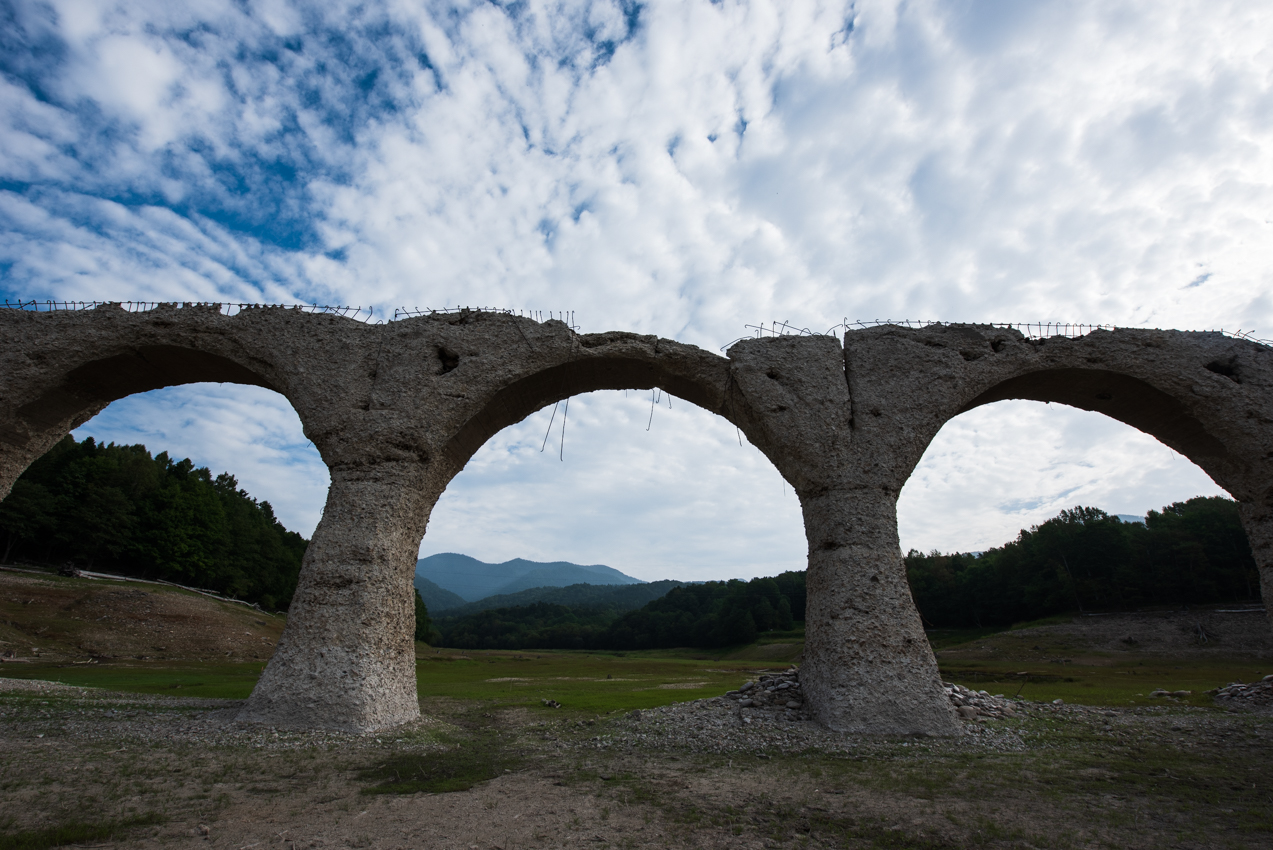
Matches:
[[0, 0, 1269, 578]]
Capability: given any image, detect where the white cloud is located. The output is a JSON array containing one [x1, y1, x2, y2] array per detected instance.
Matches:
[[4, 0, 1272, 576]]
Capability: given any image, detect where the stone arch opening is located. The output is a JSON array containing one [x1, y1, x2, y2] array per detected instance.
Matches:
[[422, 386, 805, 590], [899, 396, 1230, 558], [880, 343, 1271, 660]]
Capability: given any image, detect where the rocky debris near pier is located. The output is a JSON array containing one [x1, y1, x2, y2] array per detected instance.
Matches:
[[1210, 675, 1273, 711], [943, 682, 1022, 720], [722, 667, 807, 720], [720, 667, 1024, 723]]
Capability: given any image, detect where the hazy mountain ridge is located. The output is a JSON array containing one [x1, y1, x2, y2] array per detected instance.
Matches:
[[413, 575, 468, 613], [415, 553, 643, 604]]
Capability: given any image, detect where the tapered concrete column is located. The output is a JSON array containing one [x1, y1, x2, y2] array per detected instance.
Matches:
[[1239, 501, 1273, 633], [238, 460, 435, 732], [797, 486, 959, 735]]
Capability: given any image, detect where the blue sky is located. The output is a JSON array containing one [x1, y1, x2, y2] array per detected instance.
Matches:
[[3, 0, 1267, 580]]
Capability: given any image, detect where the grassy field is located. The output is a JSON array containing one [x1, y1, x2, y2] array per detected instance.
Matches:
[[0, 646, 780, 710], [1, 617, 1266, 712], [937, 656, 1268, 707]]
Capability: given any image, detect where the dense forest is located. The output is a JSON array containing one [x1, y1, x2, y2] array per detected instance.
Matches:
[[438, 571, 806, 650], [0, 436, 308, 611], [906, 497, 1258, 628], [437, 580, 688, 618]]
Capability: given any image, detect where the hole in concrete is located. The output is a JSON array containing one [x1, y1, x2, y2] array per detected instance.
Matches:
[[1205, 358, 1241, 383], [766, 369, 780, 380], [438, 347, 460, 374]]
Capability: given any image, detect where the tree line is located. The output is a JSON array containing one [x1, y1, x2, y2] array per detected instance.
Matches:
[[1, 437, 1257, 641], [438, 497, 1257, 648], [905, 497, 1258, 628], [436, 571, 806, 651], [0, 436, 308, 611]]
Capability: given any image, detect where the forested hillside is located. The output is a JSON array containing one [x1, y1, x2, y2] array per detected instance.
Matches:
[[0, 436, 308, 611], [602, 571, 806, 649], [439, 572, 806, 650], [906, 497, 1258, 628], [441, 580, 687, 618]]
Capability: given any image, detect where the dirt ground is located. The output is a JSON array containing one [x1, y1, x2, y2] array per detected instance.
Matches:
[[3, 676, 1272, 850], [0, 570, 283, 664], [942, 607, 1273, 659]]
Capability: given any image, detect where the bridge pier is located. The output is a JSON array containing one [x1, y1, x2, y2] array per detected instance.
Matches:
[[1239, 500, 1273, 630], [798, 487, 959, 735], [238, 461, 433, 732]]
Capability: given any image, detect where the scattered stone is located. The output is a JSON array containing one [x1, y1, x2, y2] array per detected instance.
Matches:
[[541, 699, 562, 708], [1210, 678, 1273, 712], [943, 683, 1024, 720], [714, 669, 1025, 726]]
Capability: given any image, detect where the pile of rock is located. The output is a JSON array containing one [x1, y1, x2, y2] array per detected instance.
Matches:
[[724, 668, 806, 720], [1210, 675, 1273, 710], [721, 668, 1022, 723], [943, 682, 1020, 720]]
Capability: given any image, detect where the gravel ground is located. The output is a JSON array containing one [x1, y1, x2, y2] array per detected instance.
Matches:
[[0, 677, 448, 752]]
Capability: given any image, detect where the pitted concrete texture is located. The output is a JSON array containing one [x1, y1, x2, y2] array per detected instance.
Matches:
[[2, 306, 1271, 735]]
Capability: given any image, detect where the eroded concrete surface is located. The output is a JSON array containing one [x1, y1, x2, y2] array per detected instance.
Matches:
[[2, 305, 1270, 735]]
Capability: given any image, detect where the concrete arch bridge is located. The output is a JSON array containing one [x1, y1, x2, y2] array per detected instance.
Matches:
[[2, 304, 1270, 736]]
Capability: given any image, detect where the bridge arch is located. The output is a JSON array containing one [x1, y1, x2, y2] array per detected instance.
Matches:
[[0, 307, 323, 503], [844, 325, 1273, 656], [435, 332, 740, 479]]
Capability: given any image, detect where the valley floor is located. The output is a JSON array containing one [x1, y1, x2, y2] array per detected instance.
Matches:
[[4, 568, 1273, 848], [3, 674, 1273, 850]]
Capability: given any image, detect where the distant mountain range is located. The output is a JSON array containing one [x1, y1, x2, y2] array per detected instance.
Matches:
[[414, 553, 644, 608], [413, 576, 468, 613]]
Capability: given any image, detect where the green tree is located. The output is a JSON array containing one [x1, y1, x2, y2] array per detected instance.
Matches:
[[0, 436, 308, 610], [414, 589, 440, 644]]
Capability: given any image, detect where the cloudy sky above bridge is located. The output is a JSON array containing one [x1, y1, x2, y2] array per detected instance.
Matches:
[[2, 0, 1268, 579]]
